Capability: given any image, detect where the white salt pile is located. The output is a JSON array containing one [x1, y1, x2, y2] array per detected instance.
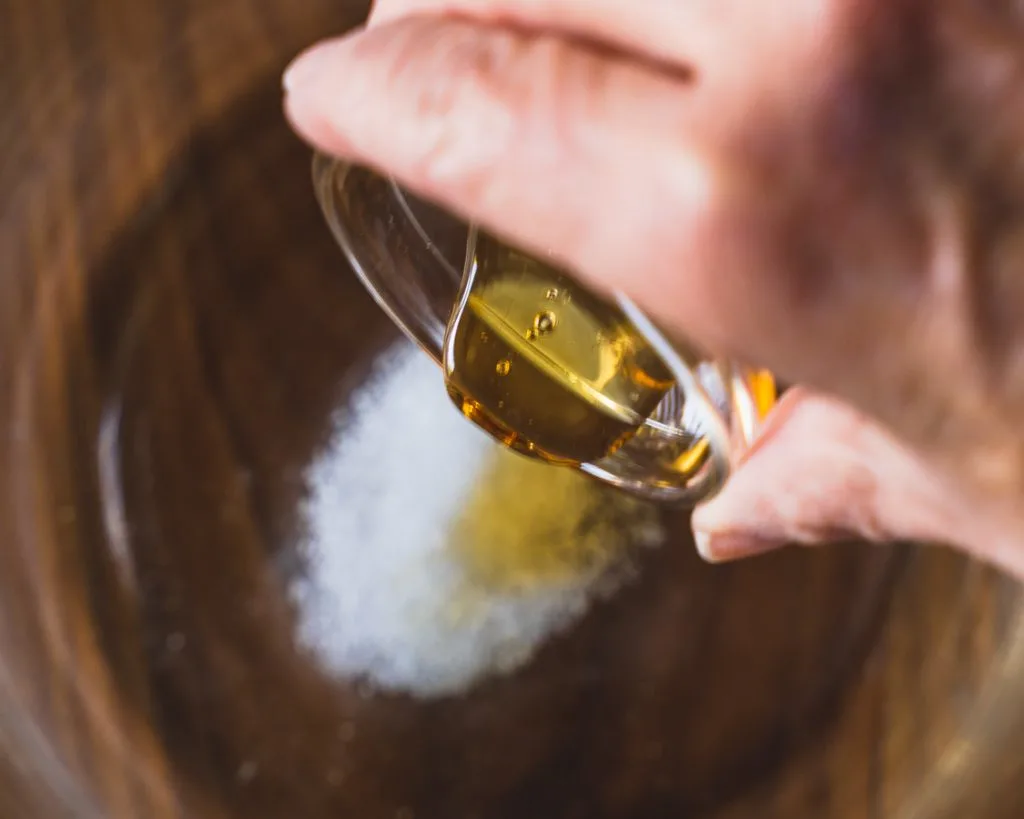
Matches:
[[291, 342, 664, 699]]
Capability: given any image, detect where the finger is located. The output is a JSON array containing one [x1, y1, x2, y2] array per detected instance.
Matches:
[[284, 16, 745, 351], [283, 14, 912, 386], [690, 389, 967, 563]]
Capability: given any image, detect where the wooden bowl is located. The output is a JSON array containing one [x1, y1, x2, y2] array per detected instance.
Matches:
[[2, 1, 1024, 817]]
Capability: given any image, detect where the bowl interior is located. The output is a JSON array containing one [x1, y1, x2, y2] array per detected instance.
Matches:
[[2, 2, 1023, 818]]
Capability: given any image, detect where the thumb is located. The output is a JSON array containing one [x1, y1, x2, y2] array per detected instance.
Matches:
[[691, 389, 966, 563]]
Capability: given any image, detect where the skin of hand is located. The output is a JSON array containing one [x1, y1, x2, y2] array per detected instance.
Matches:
[[282, 0, 1024, 576]]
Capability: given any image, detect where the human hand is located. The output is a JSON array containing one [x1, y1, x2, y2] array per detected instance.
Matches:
[[283, 1, 1024, 571], [689, 388, 1024, 578]]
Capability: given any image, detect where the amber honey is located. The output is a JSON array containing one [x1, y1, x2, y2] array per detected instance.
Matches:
[[443, 234, 677, 464], [443, 232, 776, 466]]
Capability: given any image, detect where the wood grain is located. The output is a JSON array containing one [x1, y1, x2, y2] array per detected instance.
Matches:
[[1, 0, 1024, 817]]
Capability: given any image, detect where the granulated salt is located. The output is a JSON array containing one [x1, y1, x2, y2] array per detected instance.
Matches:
[[291, 341, 664, 699]]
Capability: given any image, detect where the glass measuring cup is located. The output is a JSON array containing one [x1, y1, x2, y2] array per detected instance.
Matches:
[[312, 154, 775, 505]]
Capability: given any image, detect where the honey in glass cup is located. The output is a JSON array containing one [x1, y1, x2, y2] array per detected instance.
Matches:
[[313, 156, 777, 503]]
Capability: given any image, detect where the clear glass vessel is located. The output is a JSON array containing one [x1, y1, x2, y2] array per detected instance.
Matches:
[[311, 155, 776, 505]]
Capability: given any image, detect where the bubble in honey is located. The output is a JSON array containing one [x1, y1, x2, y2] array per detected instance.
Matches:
[[442, 232, 676, 464], [533, 310, 557, 336], [495, 359, 511, 376]]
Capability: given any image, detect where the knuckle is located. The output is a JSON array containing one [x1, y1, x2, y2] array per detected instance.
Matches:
[[376, 18, 597, 212], [382, 19, 530, 196], [840, 463, 887, 541], [788, 464, 884, 545]]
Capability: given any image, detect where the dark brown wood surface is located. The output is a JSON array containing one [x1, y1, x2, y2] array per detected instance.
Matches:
[[2, 0, 1024, 817]]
